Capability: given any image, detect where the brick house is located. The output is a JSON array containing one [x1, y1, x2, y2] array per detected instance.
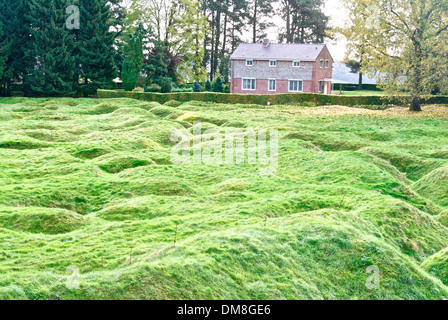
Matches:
[[230, 40, 333, 95]]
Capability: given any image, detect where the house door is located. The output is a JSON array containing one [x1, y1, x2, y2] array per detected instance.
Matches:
[[324, 82, 328, 94]]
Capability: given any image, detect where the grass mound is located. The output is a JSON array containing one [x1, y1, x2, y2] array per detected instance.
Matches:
[[149, 106, 179, 118], [164, 100, 182, 108], [0, 207, 87, 234], [414, 165, 448, 206], [87, 103, 119, 115], [73, 147, 112, 160], [422, 247, 448, 286], [360, 147, 445, 181], [212, 179, 249, 194], [0, 135, 50, 150], [97, 155, 153, 173]]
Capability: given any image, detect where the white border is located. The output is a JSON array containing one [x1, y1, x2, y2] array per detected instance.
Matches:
[[242, 78, 257, 91], [268, 79, 277, 91], [288, 79, 303, 92]]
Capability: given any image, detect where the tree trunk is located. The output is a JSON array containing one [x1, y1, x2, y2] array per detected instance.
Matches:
[[253, 0, 257, 43], [410, 95, 422, 112], [358, 72, 363, 90]]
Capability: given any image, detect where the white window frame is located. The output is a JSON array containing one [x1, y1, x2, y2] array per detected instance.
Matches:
[[269, 60, 277, 67], [325, 60, 329, 68], [268, 79, 277, 92], [288, 79, 303, 93], [242, 78, 256, 91], [246, 59, 254, 67], [292, 60, 301, 67], [320, 59, 324, 68]]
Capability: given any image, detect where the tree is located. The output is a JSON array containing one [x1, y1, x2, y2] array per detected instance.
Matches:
[[145, 39, 179, 84], [248, 0, 276, 43], [0, 0, 29, 96], [193, 81, 202, 92], [78, 0, 117, 96], [345, 60, 363, 90], [205, 79, 212, 91], [24, 0, 77, 96], [279, 0, 328, 43], [212, 76, 224, 92], [344, 0, 448, 111], [0, 17, 7, 82], [122, 29, 143, 91]]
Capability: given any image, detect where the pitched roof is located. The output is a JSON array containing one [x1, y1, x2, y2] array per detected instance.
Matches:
[[230, 43, 327, 61]]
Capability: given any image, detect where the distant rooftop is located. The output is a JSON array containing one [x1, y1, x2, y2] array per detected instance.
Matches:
[[230, 43, 328, 61]]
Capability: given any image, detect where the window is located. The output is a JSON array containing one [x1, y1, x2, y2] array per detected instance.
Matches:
[[325, 60, 329, 68], [242, 78, 256, 90], [293, 61, 301, 67], [289, 80, 303, 92], [246, 59, 253, 66], [268, 79, 276, 91], [320, 60, 324, 68], [269, 60, 277, 67], [318, 80, 323, 93]]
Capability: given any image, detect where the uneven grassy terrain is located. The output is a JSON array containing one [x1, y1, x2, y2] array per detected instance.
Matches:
[[0, 97, 448, 300]]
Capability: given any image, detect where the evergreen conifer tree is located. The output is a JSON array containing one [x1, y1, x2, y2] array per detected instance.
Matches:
[[205, 80, 212, 92], [122, 29, 143, 91], [212, 76, 224, 93], [24, 0, 77, 96], [0, 0, 28, 96], [78, 0, 117, 95], [192, 81, 202, 92]]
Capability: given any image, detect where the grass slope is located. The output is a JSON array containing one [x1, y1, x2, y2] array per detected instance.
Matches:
[[0, 97, 448, 300]]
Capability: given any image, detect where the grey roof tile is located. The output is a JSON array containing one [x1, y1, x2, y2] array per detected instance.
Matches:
[[230, 43, 327, 61]]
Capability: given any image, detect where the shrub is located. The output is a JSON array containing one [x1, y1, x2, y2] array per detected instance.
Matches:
[[144, 84, 161, 93], [158, 77, 173, 93], [97, 90, 448, 107], [205, 80, 212, 92], [193, 81, 202, 93], [212, 77, 224, 93]]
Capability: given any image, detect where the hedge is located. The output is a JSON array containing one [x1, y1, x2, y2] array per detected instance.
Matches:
[[97, 89, 448, 107], [333, 83, 382, 91]]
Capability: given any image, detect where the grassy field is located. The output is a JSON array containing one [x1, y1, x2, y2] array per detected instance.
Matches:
[[0, 97, 448, 300]]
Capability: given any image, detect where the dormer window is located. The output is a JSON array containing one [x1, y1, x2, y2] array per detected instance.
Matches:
[[269, 60, 277, 67], [246, 59, 253, 66], [293, 61, 300, 67]]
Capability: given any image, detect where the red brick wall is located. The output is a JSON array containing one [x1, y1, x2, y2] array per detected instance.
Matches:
[[232, 78, 314, 94], [312, 47, 333, 94]]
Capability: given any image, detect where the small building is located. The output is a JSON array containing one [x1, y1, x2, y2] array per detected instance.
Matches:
[[230, 40, 333, 95]]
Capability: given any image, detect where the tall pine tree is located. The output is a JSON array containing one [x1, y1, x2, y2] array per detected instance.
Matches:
[[122, 29, 143, 91], [24, 0, 77, 96], [0, 0, 28, 96], [78, 0, 117, 95]]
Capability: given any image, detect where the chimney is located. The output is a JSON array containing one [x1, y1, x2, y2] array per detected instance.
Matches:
[[263, 39, 270, 48]]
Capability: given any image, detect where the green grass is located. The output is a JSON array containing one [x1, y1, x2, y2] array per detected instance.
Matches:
[[340, 90, 386, 96], [0, 97, 448, 300]]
